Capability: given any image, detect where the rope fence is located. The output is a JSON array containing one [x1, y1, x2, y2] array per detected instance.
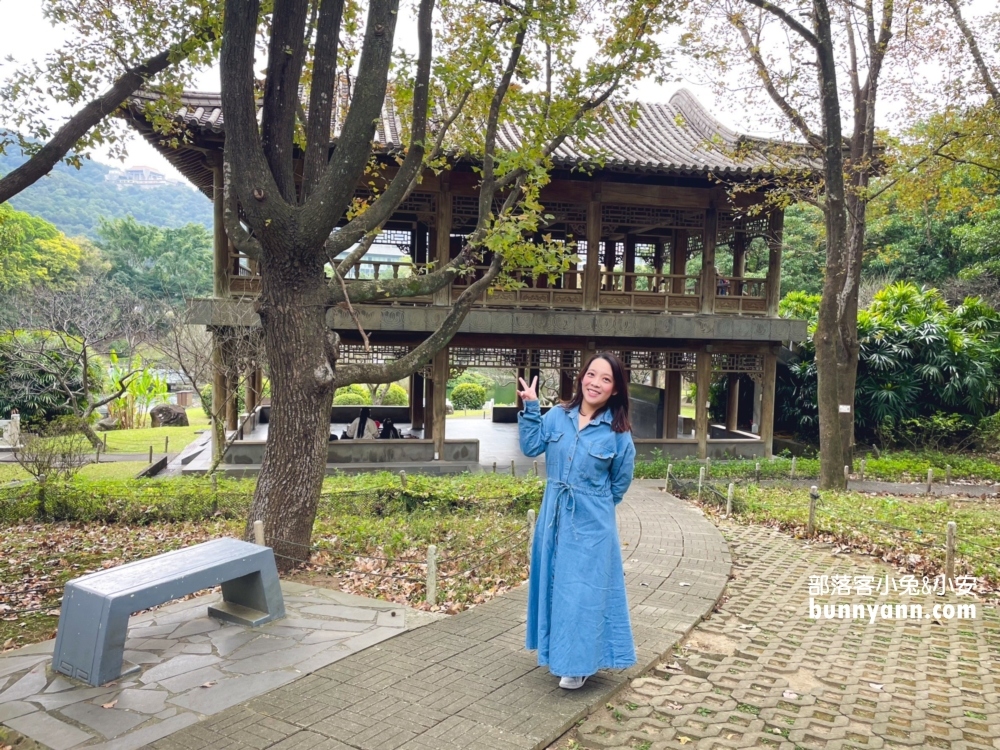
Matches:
[[663, 466, 973, 584]]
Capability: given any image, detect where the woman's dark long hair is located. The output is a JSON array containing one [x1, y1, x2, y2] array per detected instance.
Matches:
[[562, 352, 632, 433], [357, 407, 371, 437]]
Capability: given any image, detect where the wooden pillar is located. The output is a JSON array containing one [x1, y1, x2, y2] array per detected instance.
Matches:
[[653, 239, 665, 292], [584, 201, 601, 310], [226, 371, 239, 431], [211, 332, 227, 456], [603, 240, 617, 290], [700, 207, 718, 314], [415, 222, 428, 266], [433, 186, 452, 306], [760, 352, 777, 458], [765, 209, 784, 316], [581, 341, 597, 372], [431, 348, 448, 456], [560, 350, 576, 401], [424, 375, 435, 437], [665, 371, 681, 439], [732, 231, 747, 297], [246, 367, 259, 416], [410, 373, 425, 431], [624, 234, 636, 292], [696, 351, 711, 459], [212, 163, 229, 298], [671, 231, 688, 294], [528, 350, 541, 400], [726, 374, 740, 432]]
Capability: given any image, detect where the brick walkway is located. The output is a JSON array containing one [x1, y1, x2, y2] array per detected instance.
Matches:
[[567, 521, 1000, 750], [147, 481, 730, 750]]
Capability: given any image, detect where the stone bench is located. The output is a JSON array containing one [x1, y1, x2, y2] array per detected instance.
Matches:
[[52, 538, 285, 686]]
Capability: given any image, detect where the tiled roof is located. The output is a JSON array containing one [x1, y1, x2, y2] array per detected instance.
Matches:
[[125, 85, 815, 197]]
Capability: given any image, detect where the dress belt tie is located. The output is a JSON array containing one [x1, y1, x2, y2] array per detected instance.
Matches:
[[549, 481, 578, 539]]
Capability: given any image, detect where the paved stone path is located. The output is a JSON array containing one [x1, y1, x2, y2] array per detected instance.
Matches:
[[0, 582, 440, 750], [143, 481, 728, 750], [566, 521, 1000, 750]]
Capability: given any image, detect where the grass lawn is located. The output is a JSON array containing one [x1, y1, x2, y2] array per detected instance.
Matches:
[[100, 408, 210, 454], [1, 472, 541, 650], [0, 462, 155, 484], [694, 482, 1000, 595]]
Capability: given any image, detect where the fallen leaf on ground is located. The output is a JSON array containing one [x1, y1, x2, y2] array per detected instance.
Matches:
[[678, 737, 691, 746], [201, 681, 217, 688], [783, 690, 798, 699], [869, 683, 884, 691], [101, 700, 118, 709], [679, 582, 691, 587]]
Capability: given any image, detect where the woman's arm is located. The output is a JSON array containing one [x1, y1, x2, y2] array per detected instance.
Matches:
[[610, 432, 636, 505], [518, 400, 547, 457]]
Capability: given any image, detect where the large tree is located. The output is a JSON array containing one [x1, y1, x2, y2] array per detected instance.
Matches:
[[214, 0, 677, 563], [685, 0, 919, 488], [0, 0, 221, 205]]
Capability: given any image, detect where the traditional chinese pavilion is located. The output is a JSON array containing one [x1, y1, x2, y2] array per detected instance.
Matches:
[[124, 88, 809, 467]]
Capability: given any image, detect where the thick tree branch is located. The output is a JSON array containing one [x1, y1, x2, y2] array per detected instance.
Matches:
[[223, 164, 262, 259], [741, 0, 821, 49], [0, 31, 212, 205], [329, 242, 475, 304], [732, 13, 824, 148], [334, 252, 503, 385], [943, 0, 1000, 104], [302, 0, 401, 244], [317, 0, 436, 255], [221, 0, 288, 232], [301, 0, 346, 200], [261, 0, 311, 203]]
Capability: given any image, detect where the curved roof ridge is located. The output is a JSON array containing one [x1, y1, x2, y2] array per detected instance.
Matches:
[[668, 88, 741, 147]]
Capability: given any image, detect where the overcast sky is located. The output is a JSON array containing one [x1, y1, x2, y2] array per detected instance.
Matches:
[[0, 0, 994, 187]]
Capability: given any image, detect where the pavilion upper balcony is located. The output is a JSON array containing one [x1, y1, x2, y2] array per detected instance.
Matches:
[[122, 87, 814, 319], [228, 259, 774, 316]]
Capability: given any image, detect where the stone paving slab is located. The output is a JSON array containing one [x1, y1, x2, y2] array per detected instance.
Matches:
[[145, 481, 730, 750], [566, 521, 1000, 750], [0, 581, 441, 749]]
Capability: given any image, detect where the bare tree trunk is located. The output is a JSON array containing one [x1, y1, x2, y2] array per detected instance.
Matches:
[[813, 0, 848, 490], [245, 255, 333, 571]]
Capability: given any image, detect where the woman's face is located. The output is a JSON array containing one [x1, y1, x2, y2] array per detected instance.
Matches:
[[580, 357, 617, 412]]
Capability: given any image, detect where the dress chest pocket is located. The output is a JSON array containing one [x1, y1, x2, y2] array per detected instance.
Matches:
[[585, 437, 617, 479]]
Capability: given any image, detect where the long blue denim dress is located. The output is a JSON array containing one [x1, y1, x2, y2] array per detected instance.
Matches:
[[518, 400, 637, 677]]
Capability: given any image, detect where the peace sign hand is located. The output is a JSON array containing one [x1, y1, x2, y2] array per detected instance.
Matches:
[[517, 375, 539, 402]]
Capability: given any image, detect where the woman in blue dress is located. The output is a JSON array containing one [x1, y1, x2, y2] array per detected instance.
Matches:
[[517, 352, 637, 690]]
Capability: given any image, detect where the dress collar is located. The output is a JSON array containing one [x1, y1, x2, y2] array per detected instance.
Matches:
[[567, 402, 614, 426]]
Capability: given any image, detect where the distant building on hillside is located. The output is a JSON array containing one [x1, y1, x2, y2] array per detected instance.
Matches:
[[105, 166, 177, 189]]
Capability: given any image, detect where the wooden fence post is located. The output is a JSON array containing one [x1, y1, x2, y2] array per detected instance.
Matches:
[[807, 486, 818, 536], [665, 463, 673, 492], [426, 545, 438, 607], [400, 470, 407, 490], [698, 467, 705, 501], [726, 483, 734, 517], [511, 460, 516, 476], [945, 521, 956, 586], [844, 465, 850, 490], [791, 456, 797, 479], [755, 462, 760, 483], [253, 519, 265, 546]]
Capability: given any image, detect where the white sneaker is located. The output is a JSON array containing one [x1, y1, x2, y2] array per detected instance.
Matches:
[[558, 675, 588, 690]]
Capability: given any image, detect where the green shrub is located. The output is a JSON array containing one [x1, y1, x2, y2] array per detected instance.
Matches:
[[380, 383, 408, 406], [451, 383, 486, 410], [199, 384, 212, 419], [334, 392, 369, 405], [335, 384, 372, 404]]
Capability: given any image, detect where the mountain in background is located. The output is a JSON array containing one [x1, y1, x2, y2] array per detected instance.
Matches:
[[0, 146, 212, 239]]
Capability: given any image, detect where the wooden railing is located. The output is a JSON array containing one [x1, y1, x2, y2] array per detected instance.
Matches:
[[226, 263, 771, 316], [713, 276, 768, 314]]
